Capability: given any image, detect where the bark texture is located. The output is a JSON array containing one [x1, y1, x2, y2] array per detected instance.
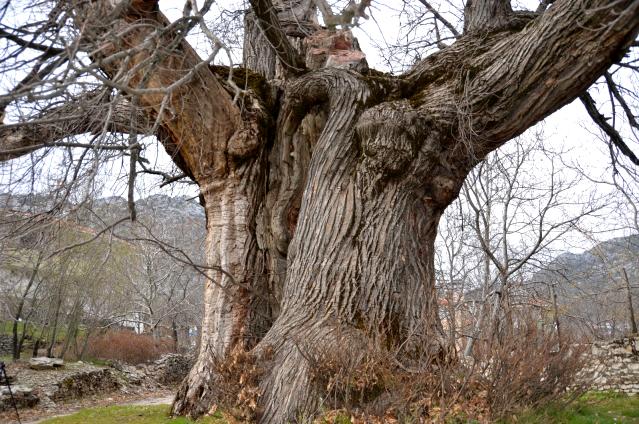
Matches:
[[187, 1, 639, 420]]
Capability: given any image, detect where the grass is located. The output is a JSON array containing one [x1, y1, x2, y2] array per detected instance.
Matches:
[[34, 392, 639, 423], [1, 320, 25, 336], [40, 404, 228, 424], [513, 392, 639, 423]]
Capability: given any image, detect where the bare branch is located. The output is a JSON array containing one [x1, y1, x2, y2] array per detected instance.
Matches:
[[417, 0, 460, 37], [580, 92, 639, 166], [248, 0, 307, 75], [605, 72, 639, 131], [0, 92, 154, 161]]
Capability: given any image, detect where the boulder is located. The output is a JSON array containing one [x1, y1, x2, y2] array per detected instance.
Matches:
[[29, 357, 64, 370]]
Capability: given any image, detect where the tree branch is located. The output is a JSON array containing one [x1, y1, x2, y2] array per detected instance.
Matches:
[[604, 72, 639, 131], [248, 0, 306, 75], [79, 0, 241, 181], [0, 92, 153, 161], [580, 92, 639, 166], [0, 28, 65, 56], [417, 0, 460, 38], [406, 0, 639, 166]]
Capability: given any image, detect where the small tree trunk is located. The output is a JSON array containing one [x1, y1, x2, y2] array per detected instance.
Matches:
[[79, 327, 94, 361], [11, 320, 20, 360], [550, 283, 562, 342], [17, 321, 30, 355], [464, 181, 493, 358], [622, 268, 638, 335], [46, 295, 63, 358], [32, 338, 40, 358], [172, 321, 179, 351], [12, 254, 41, 359]]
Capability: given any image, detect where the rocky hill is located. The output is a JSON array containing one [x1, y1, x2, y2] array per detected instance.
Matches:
[[538, 234, 638, 292], [0, 192, 206, 260], [535, 234, 639, 337]]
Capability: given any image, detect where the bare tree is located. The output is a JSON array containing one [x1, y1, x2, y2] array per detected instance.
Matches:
[[0, 0, 638, 421], [436, 136, 604, 356]]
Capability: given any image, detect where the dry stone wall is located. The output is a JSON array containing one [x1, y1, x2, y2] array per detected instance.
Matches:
[[579, 337, 639, 394], [0, 335, 12, 356]]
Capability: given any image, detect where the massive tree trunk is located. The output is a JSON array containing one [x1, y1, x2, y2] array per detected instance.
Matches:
[[176, 0, 639, 418], [1, 0, 638, 422]]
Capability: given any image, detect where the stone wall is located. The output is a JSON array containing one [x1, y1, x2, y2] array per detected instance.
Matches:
[[50, 368, 120, 401], [0, 335, 12, 356], [114, 353, 193, 387], [579, 337, 639, 394]]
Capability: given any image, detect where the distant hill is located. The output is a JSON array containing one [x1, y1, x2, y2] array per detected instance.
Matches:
[[534, 234, 639, 337], [0, 192, 206, 261], [536, 234, 639, 293]]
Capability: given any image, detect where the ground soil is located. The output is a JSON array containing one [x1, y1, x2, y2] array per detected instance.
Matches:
[[0, 360, 177, 424]]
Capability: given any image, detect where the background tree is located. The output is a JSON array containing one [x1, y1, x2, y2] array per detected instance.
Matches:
[[0, 0, 638, 422], [459, 135, 604, 355]]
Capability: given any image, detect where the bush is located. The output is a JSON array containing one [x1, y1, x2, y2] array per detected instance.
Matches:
[[473, 312, 588, 419], [85, 330, 174, 364]]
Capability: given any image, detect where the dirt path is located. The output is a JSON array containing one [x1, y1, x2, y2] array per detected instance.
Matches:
[[8, 390, 176, 424]]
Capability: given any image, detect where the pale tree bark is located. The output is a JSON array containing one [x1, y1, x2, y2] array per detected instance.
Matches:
[[1, 0, 638, 422]]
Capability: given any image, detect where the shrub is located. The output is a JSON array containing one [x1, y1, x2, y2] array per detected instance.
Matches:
[[473, 311, 588, 419], [85, 330, 174, 364]]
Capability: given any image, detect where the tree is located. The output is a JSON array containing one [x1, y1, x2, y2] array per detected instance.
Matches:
[[460, 135, 603, 355], [1, 0, 638, 421]]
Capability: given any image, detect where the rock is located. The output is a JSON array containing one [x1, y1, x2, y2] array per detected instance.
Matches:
[[0, 385, 38, 411], [0, 374, 15, 384], [115, 364, 146, 386], [29, 357, 64, 370], [149, 354, 193, 386], [577, 337, 639, 394], [0, 335, 12, 356], [115, 353, 193, 387]]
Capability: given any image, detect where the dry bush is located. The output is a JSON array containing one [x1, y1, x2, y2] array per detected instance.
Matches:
[[300, 333, 489, 423], [207, 316, 586, 422], [85, 330, 174, 364], [473, 311, 588, 419], [213, 344, 270, 423], [300, 316, 585, 422]]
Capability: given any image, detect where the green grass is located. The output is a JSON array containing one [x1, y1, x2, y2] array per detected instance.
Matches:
[[513, 392, 639, 423], [34, 392, 639, 424], [40, 405, 227, 424], [1, 320, 24, 336]]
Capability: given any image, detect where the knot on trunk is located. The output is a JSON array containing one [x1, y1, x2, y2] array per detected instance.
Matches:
[[227, 112, 265, 159], [356, 101, 428, 176], [427, 174, 460, 207]]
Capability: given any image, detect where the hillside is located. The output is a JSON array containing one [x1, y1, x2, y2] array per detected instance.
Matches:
[[0, 192, 206, 260], [535, 234, 639, 337]]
